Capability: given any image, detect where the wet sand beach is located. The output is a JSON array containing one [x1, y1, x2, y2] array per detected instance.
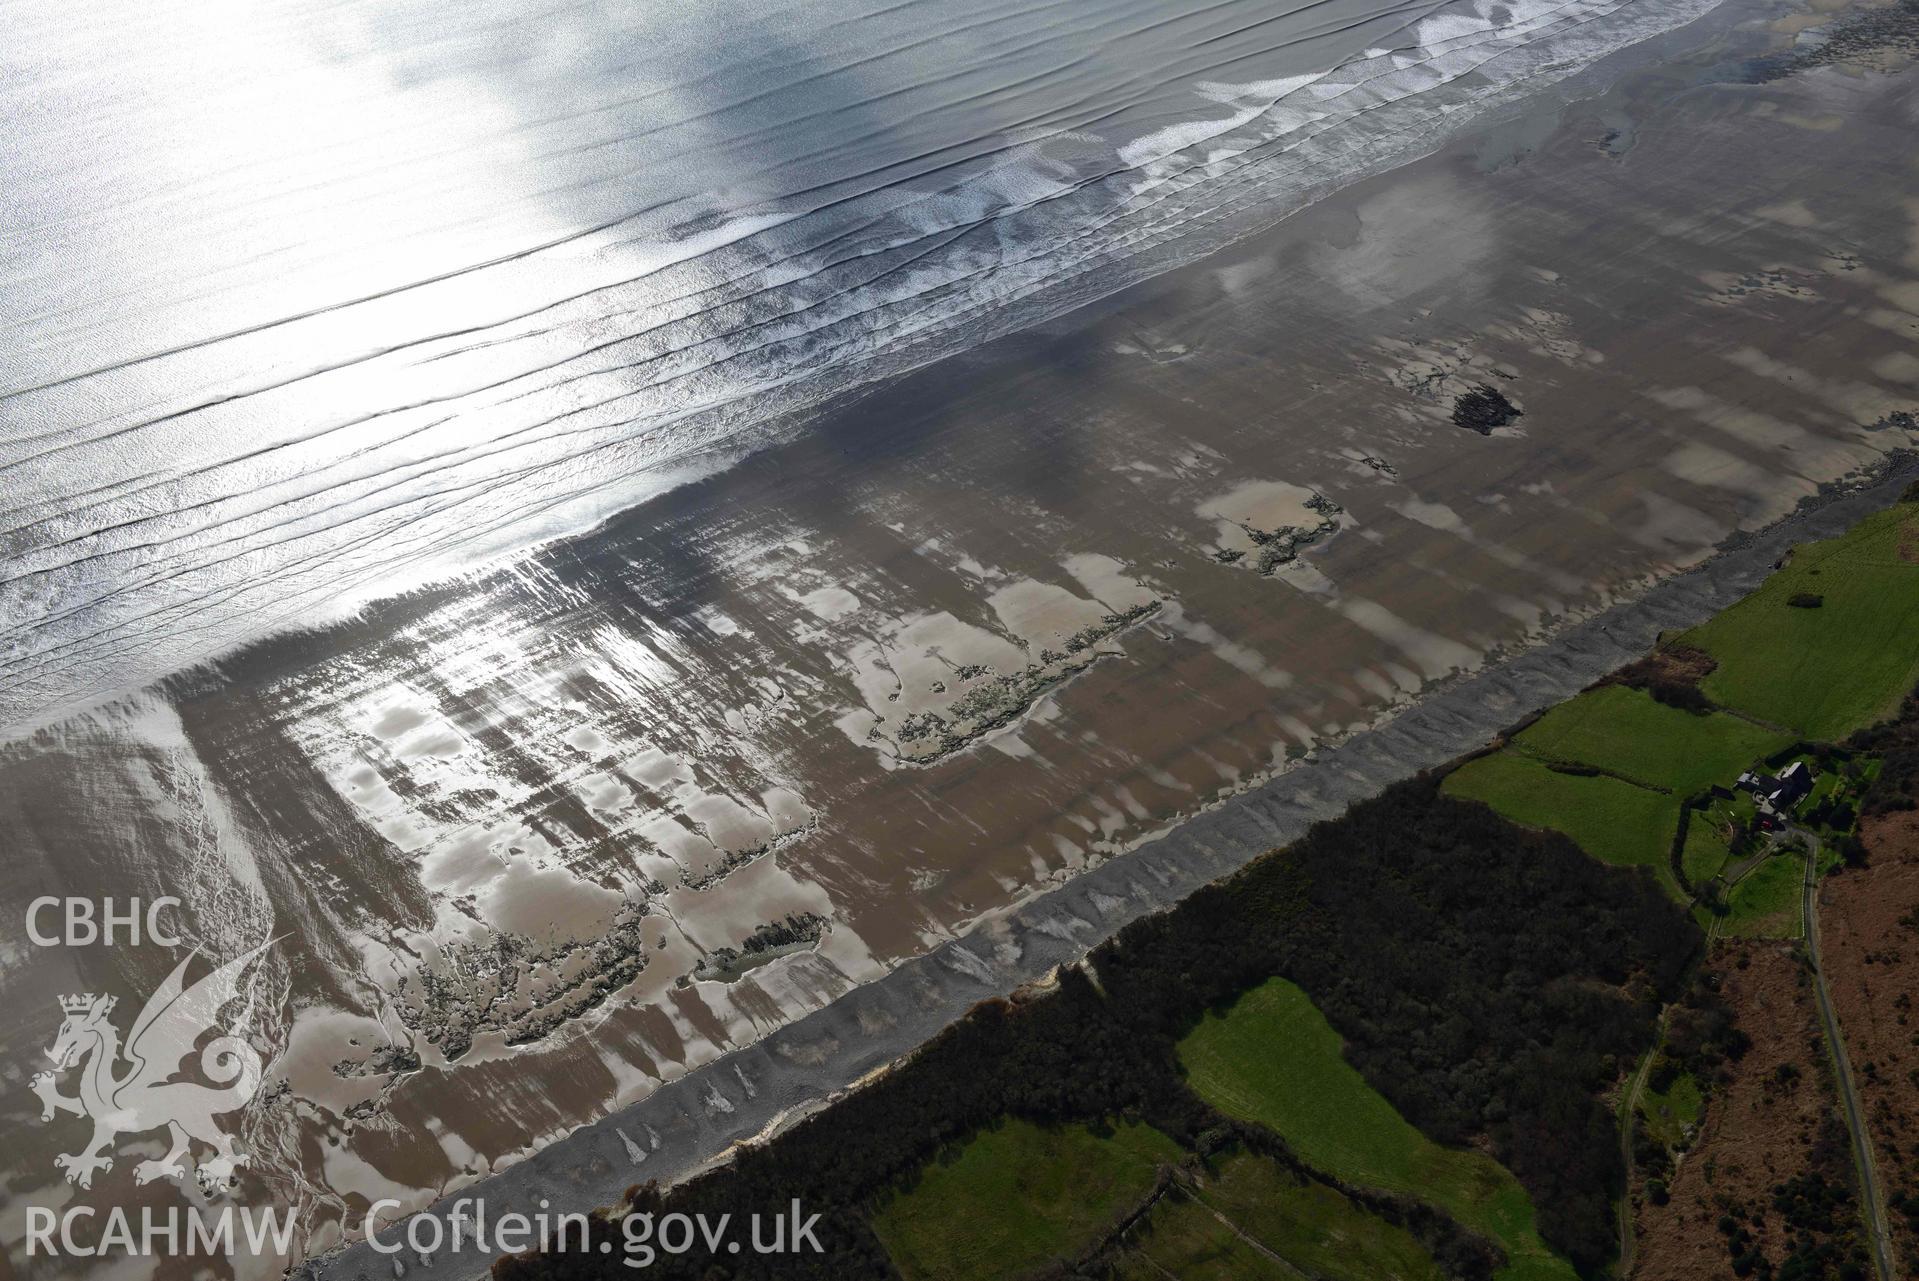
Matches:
[[4, 0, 1919, 1275], [317, 463, 1919, 1281]]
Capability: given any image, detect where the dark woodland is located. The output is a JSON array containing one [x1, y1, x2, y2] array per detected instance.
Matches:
[[497, 779, 1697, 1281]]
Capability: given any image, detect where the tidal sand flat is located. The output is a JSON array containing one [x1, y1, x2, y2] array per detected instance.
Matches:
[[3, 0, 1919, 1275], [471, 452, 1919, 1280]]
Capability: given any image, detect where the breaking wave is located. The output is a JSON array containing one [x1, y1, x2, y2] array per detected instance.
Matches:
[[0, 0, 1721, 735]]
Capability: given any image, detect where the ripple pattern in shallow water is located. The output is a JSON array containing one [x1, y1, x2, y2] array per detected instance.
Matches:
[[0, 0, 1719, 735]]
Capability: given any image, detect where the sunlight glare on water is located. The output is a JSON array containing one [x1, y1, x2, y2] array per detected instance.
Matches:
[[0, 0, 1722, 737]]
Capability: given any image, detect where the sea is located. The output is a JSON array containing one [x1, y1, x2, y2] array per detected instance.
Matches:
[[2, 0, 1720, 738]]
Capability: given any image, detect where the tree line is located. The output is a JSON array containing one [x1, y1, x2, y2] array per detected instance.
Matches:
[[496, 778, 1696, 1281]]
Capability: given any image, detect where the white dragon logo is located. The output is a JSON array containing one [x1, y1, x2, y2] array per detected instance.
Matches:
[[32, 942, 271, 1192]]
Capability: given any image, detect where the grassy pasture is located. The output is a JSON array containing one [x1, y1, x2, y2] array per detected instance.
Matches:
[[1111, 1153, 1445, 1281], [1109, 1213, 1285, 1280], [872, 1118, 1181, 1281], [1513, 685, 1789, 794], [1679, 503, 1919, 739], [1719, 851, 1805, 939], [1177, 979, 1575, 1281], [1443, 751, 1680, 897], [1680, 820, 1733, 890], [1639, 1072, 1703, 1151]]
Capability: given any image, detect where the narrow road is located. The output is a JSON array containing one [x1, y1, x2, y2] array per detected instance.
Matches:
[[1616, 1016, 1664, 1277], [1798, 832, 1897, 1281]]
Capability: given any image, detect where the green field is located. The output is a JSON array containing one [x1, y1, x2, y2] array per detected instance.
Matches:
[[1680, 819, 1733, 889], [1804, 767, 1845, 812], [1111, 1153, 1445, 1281], [872, 1119, 1182, 1281], [1443, 751, 1680, 897], [1513, 684, 1790, 794], [1110, 1209, 1287, 1280], [1684, 781, 1764, 888], [1639, 1071, 1703, 1151], [1719, 851, 1805, 939], [1678, 503, 1919, 739], [1177, 979, 1575, 1281], [1444, 683, 1795, 904]]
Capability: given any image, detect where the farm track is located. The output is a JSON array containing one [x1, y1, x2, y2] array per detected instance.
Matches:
[[1615, 1014, 1664, 1277]]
